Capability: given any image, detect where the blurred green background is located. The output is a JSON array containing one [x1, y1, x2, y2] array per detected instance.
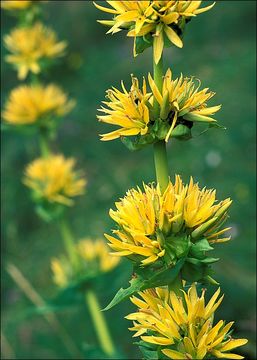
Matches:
[[1, 1, 256, 359]]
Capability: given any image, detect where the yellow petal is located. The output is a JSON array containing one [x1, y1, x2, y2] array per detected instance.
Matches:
[[153, 29, 164, 64], [164, 25, 183, 48]]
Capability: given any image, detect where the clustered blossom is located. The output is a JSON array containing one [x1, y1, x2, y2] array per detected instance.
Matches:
[[94, 1, 215, 63], [23, 155, 86, 206], [98, 69, 220, 143], [105, 175, 231, 266], [149, 68, 221, 141], [4, 22, 67, 79], [2, 84, 75, 126], [52, 239, 120, 288], [127, 284, 248, 359], [1, 0, 33, 10], [98, 76, 151, 141]]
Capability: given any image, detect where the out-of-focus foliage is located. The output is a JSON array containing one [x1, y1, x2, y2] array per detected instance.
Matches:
[[1, 1, 256, 359]]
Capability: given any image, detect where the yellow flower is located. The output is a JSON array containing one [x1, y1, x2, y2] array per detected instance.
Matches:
[[149, 68, 221, 142], [51, 239, 120, 288], [105, 175, 231, 266], [126, 284, 248, 359], [98, 69, 220, 143], [4, 22, 67, 79], [98, 76, 151, 141], [2, 84, 75, 126], [94, 1, 215, 63], [51, 258, 69, 288], [78, 239, 120, 273], [1, 0, 32, 10], [24, 155, 86, 206]]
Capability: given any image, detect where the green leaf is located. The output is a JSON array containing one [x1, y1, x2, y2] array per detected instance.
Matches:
[[209, 122, 226, 130], [135, 341, 159, 360], [121, 134, 155, 151], [165, 236, 190, 259], [104, 258, 185, 311], [135, 35, 153, 55], [183, 113, 217, 123], [103, 276, 143, 311], [171, 124, 192, 140], [186, 257, 219, 265], [181, 262, 207, 282], [35, 202, 66, 223], [190, 238, 214, 259]]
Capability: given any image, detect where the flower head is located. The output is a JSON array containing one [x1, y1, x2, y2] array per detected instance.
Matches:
[[24, 155, 86, 206], [126, 284, 248, 359], [149, 68, 221, 142], [98, 69, 221, 143], [95, 1, 215, 63], [52, 239, 120, 288], [1, 0, 32, 10], [2, 84, 75, 126], [4, 22, 67, 79], [105, 176, 231, 271], [98, 76, 151, 141]]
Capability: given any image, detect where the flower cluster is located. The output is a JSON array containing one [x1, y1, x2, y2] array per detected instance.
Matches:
[[98, 69, 220, 143], [98, 76, 151, 141], [95, 1, 215, 63], [52, 239, 120, 288], [23, 155, 86, 206], [105, 175, 231, 268], [2, 84, 75, 126], [127, 284, 248, 359], [4, 22, 67, 79], [1, 1, 33, 10]]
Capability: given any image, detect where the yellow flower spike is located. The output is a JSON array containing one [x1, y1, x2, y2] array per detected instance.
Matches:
[[2, 84, 75, 126], [95, 1, 215, 62], [52, 239, 120, 288], [4, 22, 67, 80], [127, 284, 248, 359], [106, 176, 231, 266], [23, 155, 86, 206], [99, 68, 221, 143]]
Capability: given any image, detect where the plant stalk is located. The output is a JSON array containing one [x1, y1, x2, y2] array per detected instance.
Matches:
[[152, 49, 182, 294], [85, 289, 115, 357], [153, 52, 169, 194], [154, 141, 169, 193], [39, 128, 50, 158], [59, 219, 79, 268], [6, 263, 82, 359]]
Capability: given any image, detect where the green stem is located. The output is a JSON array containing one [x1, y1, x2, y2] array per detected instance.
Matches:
[[39, 128, 50, 158], [85, 290, 115, 357], [152, 50, 183, 295], [59, 219, 78, 268], [152, 52, 169, 193], [153, 141, 169, 193]]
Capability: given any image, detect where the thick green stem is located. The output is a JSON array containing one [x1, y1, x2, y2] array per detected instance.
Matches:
[[85, 290, 115, 357], [59, 219, 79, 268], [152, 52, 169, 193], [154, 141, 169, 193], [152, 50, 182, 295]]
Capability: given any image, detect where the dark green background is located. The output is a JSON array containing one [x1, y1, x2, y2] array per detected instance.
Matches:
[[1, 1, 256, 359]]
